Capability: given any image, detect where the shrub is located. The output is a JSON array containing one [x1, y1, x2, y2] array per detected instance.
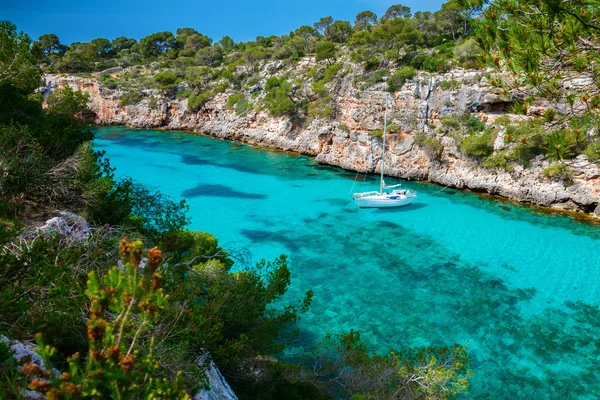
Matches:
[[414, 131, 444, 158], [120, 91, 143, 106], [264, 78, 297, 116], [482, 152, 511, 170], [355, 69, 389, 90], [235, 97, 249, 115], [315, 41, 336, 63], [387, 67, 415, 92], [227, 92, 244, 108], [583, 142, 600, 162], [460, 130, 493, 159], [153, 71, 178, 90], [25, 240, 191, 399], [187, 91, 212, 111], [338, 124, 349, 133], [301, 330, 471, 399], [543, 130, 574, 161], [543, 163, 574, 186]]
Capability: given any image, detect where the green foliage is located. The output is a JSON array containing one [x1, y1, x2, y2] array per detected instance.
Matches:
[[460, 130, 493, 159], [439, 79, 460, 90], [338, 123, 349, 132], [0, 229, 90, 354], [25, 240, 191, 399], [153, 70, 178, 90], [138, 31, 176, 58], [264, 77, 298, 116], [387, 66, 415, 92], [46, 86, 90, 116], [584, 142, 600, 163], [544, 131, 574, 161], [543, 163, 574, 186], [315, 41, 336, 63], [414, 131, 444, 159], [227, 92, 244, 108], [120, 91, 143, 106], [355, 69, 389, 90], [0, 21, 43, 93], [302, 330, 471, 399], [482, 152, 511, 171], [472, 0, 600, 115]]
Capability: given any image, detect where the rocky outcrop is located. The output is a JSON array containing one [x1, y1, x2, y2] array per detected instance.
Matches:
[[43, 68, 600, 217], [195, 355, 238, 400]]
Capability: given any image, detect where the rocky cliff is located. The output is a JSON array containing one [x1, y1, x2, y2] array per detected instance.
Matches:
[[43, 67, 600, 217]]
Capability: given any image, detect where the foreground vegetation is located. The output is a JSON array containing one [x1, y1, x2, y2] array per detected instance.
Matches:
[[0, 17, 471, 400]]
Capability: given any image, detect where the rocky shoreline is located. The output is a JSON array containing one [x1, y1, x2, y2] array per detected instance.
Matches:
[[43, 69, 600, 218]]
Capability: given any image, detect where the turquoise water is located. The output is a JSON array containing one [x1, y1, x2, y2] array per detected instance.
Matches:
[[95, 127, 600, 399]]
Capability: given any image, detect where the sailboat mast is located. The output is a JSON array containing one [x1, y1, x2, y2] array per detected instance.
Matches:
[[380, 94, 388, 194]]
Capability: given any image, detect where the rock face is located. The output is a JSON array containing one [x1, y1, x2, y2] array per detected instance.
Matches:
[[195, 355, 238, 400], [44, 68, 600, 216]]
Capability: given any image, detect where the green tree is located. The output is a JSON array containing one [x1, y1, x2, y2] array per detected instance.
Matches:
[[37, 33, 68, 56], [138, 31, 176, 59], [90, 37, 112, 59], [381, 4, 412, 22], [242, 46, 267, 72], [315, 41, 337, 64], [313, 16, 334, 35], [354, 10, 378, 31], [196, 46, 223, 67], [264, 77, 298, 116], [0, 21, 42, 94], [217, 35, 235, 52], [111, 36, 137, 54], [325, 20, 353, 43], [153, 71, 178, 90]]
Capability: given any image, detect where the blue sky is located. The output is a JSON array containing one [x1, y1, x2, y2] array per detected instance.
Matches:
[[2, 0, 446, 45]]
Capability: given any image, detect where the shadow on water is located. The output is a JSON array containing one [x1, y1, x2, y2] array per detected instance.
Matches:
[[375, 203, 428, 213], [182, 184, 267, 200], [181, 154, 267, 176]]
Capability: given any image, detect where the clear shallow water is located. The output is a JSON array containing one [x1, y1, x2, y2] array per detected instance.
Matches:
[[96, 127, 600, 399]]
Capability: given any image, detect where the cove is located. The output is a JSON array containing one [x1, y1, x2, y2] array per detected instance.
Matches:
[[95, 126, 600, 399]]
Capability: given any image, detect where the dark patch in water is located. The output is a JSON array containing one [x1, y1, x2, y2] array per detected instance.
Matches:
[[181, 154, 265, 175], [500, 205, 511, 211], [182, 184, 267, 199], [319, 198, 351, 207], [377, 220, 403, 229], [181, 154, 211, 166], [240, 229, 300, 251]]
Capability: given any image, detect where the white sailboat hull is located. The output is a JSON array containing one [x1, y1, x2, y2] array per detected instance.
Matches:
[[353, 191, 417, 208]]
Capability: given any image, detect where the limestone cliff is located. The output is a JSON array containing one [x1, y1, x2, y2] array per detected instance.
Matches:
[[43, 67, 600, 217]]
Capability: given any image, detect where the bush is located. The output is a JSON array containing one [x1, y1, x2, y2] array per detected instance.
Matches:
[[482, 152, 511, 170], [25, 240, 190, 399], [414, 131, 444, 159], [583, 142, 600, 162], [120, 91, 143, 106], [387, 67, 415, 92], [355, 69, 389, 90], [543, 163, 574, 186], [264, 78, 298, 116], [227, 92, 244, 108], [544, 130, 574, 161], [153, 70, 178, 90], [460, 130, 493, 159], [315, 41, 336, 63]]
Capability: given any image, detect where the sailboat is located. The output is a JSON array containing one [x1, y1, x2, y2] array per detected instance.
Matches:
[[353, 94, 417, 208]]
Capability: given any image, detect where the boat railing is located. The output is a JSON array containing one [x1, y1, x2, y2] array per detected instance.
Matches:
[[353, 191, 379, 199]]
